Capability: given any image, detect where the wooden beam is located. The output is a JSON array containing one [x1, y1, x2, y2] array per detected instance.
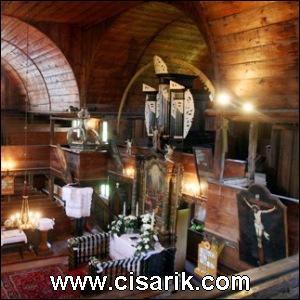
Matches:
[[248, 122, 258, 183], [205, 109, 299, 124]]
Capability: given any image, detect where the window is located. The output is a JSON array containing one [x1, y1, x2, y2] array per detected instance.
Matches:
[[102, 121, 108, 143], [100, 183, 109, 199]]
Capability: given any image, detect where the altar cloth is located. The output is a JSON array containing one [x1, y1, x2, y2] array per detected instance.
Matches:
[[1, 229, 27, 246], [109, 233, 164, 260]]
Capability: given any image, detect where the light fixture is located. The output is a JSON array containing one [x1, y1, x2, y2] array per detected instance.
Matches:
[[123, 166, 135, 178], [1, 160, 15, 172], [183, 181, 200, 198], [5, 15, 41, 231], [242, 102, 254, 113], [215, 92, 231, 106]]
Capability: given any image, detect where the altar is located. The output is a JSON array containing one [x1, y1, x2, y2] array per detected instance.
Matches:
[[109, 233, 164, 260]]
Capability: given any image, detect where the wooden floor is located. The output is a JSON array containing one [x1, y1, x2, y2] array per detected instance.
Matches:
[[1, 239, 69, 268]]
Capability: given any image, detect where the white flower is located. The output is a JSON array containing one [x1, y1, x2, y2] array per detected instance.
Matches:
[[142, 224, 152, 230], [145, 245, 150, 250]]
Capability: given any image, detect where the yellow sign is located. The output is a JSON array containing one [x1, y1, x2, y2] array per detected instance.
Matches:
[[194, 240, 221, 278]]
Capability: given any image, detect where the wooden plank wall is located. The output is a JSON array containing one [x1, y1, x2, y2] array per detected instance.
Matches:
[[205, 181, 299, 272], [199, 1, 299, 111], [1, 66, 25, 110], [271, 125, 299, 198], [1, 114, 67, 145], [50, 146, 109, 181], [1, 145, 50, 170]]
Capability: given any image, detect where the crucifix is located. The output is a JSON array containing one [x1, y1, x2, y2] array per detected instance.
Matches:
[[242, 195, 276, 265]]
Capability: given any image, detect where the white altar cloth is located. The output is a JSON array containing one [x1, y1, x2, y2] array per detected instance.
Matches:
[[109, 233, 164, 260], [1, 229, 27, 246]]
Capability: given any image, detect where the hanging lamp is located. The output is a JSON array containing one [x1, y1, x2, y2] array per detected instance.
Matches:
[[5, 12, 41, 230]]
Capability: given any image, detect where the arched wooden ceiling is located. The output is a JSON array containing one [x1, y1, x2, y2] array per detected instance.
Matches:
[[86, 2, 212, 113], [1, 1, 299, 119], [1, 15, 80, 112]]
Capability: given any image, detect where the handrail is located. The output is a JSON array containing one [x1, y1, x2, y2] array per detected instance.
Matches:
[[167, 255, 299, 299], [208, 178, 299, 204]]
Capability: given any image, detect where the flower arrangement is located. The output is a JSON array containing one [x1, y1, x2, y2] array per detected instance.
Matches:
[[134, 224, 158, 256], [139, 213, 152, 225], [124, 215, 138, 233], [107, 214, 126, 236]]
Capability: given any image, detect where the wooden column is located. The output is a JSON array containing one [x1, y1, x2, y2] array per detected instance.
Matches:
[[213, 116, 228, 181], [248, 122, 259, 183], [48, 173, 54, 201], [50, 117, 54, 145]]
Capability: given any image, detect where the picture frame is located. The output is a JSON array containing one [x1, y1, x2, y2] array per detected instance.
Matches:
[[1, 175, 14, 195], [193, 147, 213, 180]]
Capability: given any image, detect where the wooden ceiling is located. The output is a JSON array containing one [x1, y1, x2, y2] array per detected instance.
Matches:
[[86, 2, 212, 113], [1, 1, 138, 28], [1, 15, 80, 112], [1, 1, 299, 121]]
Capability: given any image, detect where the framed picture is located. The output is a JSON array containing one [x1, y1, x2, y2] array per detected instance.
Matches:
[[193, 147, 213, 179], [1, 175, 14, 195]]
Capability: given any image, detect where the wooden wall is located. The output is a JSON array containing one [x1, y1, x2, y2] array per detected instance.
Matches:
[[270, 125, 299, 198], [1, 145, 50, 170], [198, 1, 299, 111]]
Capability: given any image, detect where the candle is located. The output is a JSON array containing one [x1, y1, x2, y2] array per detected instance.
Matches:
[[123, 202, 126, 216], [151, 211, 155, 229]]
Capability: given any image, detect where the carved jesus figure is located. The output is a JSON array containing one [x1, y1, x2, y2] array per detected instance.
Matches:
[[242, 196, 276, 248]]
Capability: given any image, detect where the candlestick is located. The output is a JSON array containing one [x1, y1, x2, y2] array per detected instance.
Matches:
[[135, 203, 139, 216], [151, 211, 155, 229], [123, 202, 126, 216]]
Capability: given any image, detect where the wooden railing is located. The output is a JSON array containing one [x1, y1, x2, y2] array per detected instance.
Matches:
[[90, 192, 115, 231], [167, 255, 299, 299]]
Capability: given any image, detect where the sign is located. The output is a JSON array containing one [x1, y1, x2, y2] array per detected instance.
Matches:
[[1, 175, 14, 195], [194, 240, 219, 278]]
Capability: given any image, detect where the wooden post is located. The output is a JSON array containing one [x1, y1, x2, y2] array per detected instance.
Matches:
[[248, 122, 259, 184], [50, 117, 54, 145], [213, 115, 227, 181], [48, 173, 54, 201], [38, 230, 52, 256]]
